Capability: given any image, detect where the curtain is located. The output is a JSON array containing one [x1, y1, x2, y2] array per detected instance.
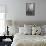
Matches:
[[0, 5, 5, 36]]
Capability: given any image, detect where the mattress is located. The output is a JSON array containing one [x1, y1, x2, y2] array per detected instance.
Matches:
[[11, 33, 46, 46]]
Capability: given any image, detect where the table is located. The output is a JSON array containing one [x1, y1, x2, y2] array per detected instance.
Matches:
[[0, 36, 13, 46], [0, 36, 13, 42]]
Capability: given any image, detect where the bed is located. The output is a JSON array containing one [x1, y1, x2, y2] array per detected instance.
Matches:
[[11, 21, 46, 46], [11, 33, 46, 46]]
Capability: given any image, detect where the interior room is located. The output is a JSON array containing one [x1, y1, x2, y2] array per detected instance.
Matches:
[[0, 0, 46, 46]]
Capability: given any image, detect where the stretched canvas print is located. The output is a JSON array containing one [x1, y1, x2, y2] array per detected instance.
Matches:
[[26, 3, 35, 16]]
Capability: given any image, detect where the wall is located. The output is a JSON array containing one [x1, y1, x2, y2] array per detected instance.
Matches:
[[0, 0, 46, 22]]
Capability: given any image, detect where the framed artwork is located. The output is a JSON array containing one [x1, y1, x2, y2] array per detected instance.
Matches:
[[26, 3, 35, 16]]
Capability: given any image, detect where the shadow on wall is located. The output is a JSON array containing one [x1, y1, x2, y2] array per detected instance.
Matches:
[[5, 20, 46, 27]]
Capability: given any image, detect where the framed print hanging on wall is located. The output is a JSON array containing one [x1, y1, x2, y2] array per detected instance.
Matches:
[[26, 3, 35, 16]]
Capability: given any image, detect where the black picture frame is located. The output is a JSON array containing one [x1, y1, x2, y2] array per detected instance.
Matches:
[[26, 3, 35, 16]]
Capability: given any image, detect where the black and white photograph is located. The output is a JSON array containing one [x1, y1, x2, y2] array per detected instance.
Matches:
[[26, 3, 35, 16], [0, 0, 46, 46]]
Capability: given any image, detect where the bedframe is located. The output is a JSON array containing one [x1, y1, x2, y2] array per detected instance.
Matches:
[[11, 21, 46, 46]]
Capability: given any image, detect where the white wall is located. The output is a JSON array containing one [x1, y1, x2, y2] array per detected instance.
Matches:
[[0, 0, 46, 21]]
